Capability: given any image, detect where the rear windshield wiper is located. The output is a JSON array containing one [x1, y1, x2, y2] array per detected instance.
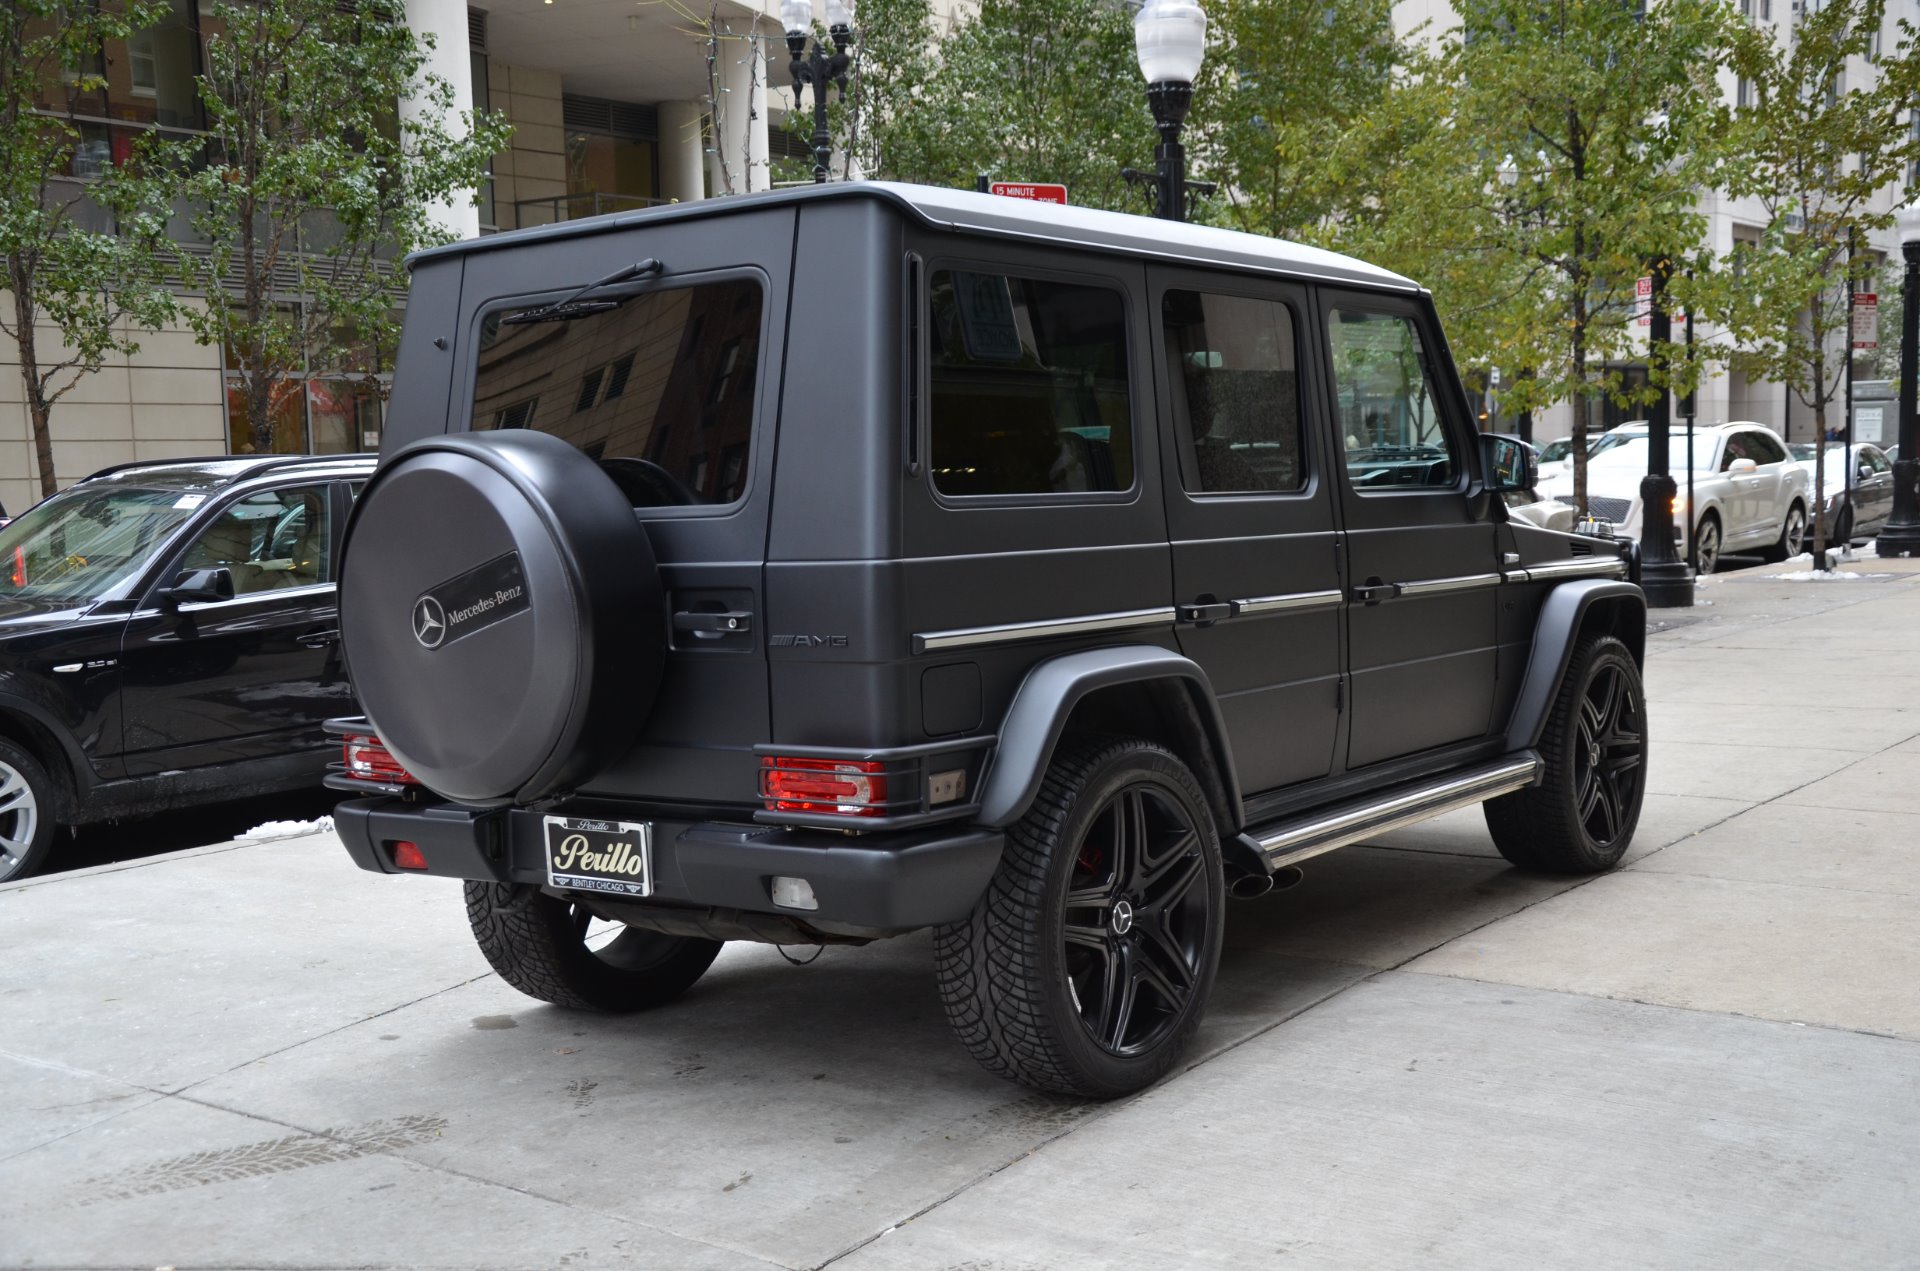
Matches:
[[501, 257, 664, 326]]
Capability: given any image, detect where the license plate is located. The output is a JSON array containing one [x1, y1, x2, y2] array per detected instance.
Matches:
[[543, 816, 652, 897]]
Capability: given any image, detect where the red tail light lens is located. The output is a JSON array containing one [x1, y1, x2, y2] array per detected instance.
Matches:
[[343, 733, 419, 786], [9, 546, 23, 588], [760, 757, 888, 817], [388, 840, 428, 870]]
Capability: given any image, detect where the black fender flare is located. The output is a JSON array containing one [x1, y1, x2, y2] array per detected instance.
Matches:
[[0, 690, 91, 818], [1504, 580, 1646, 753], [976, 645, 1242, 829]]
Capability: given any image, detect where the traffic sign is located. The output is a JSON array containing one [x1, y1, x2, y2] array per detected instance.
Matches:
[[988, 182, 1069, 205], [1852, 292, 1878, 350]]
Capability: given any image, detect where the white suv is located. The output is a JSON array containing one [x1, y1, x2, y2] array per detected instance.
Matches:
[[1537, 422, 1811, 573]]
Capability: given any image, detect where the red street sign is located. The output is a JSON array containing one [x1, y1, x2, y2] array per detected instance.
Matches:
[[1852, 292, 1879, 350], [988, 182, 1069, 205]]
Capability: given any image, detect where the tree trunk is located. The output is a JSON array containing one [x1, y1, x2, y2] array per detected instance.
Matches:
[[10, 265, 56, 499], [1570, 315, 1589, 521], [1809, 296, 1829, 570]]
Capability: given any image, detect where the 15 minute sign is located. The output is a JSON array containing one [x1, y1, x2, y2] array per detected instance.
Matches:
[[988, 182, 1069, 205]]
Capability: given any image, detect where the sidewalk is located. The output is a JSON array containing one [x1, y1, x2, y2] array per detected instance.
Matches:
[[3, 558, 1917, 1270]]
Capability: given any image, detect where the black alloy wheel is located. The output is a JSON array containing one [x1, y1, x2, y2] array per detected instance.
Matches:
[[1572, 659, 1644, 850], [1061, 783, 1213, 1058], [1485, 634, 1647, 874], [465, 881, 723, 1011], [934, 737, 1225, 1098]]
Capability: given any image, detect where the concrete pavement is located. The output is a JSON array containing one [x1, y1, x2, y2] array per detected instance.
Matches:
[[3, 556, 1919, 1270]]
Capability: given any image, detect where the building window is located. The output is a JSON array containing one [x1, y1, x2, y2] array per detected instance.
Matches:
[[1737, 76, 1752, 108]]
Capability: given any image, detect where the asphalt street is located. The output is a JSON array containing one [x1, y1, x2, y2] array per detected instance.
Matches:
[[3, 551, 1918, 1270]]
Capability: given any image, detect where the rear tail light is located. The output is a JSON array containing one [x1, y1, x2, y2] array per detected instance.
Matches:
[[9, 546, 23, 588], [388, 840, 428, 870], [760, 757, 888, 817], [342, 733, 419, 786]]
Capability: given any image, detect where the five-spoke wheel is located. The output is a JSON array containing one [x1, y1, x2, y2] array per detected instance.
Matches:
[[1486, 634, 1647, 873], [936, 737, 1224, 1097], [0, 743, 55, 884]]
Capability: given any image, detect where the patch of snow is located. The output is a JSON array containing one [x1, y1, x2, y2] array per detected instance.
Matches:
[[239, 816, 335, 841], [1763, 569, 1891, 582]]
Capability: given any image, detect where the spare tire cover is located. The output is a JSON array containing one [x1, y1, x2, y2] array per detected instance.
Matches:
[[340, 430, 665, 805]]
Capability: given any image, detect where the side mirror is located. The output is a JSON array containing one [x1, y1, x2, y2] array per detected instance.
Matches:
[[1481, 433, 1536, 494], [1858, 464, 1874, 483], [165, 567, 235, 605], [1729, 457, 1759, 474]]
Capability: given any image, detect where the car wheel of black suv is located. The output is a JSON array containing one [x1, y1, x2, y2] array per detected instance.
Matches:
[[465, 882, 723, 1011], [934, 737, 1224, 1098], [0, 740, 56, 884], [1484, 634, 1646, 874]]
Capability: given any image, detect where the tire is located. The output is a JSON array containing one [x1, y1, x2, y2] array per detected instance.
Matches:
[[1693, 512, 1722, 575], [465, 881, 723, 1011], [1833, 504, 1855, 547], [1485, 634, 1647, 874], [0, 741, 56, 884], [339, 431, 668, 805], [1761, 502, 1807, 563], [933, 737, 1225, 1098]]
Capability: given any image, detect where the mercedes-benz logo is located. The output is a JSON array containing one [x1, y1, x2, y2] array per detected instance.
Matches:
[[1111, 899, 1134, 936], [412, 595, 447, 649]]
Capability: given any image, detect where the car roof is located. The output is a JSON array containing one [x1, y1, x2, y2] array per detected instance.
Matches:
[[76, 453, 377, 491], [409, 180, 1420, 294], [1608, 421, 1774, 437]]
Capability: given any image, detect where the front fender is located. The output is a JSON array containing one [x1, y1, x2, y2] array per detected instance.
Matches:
[[976, 645, 1240, 829], [1504, 580, 1645, 753]]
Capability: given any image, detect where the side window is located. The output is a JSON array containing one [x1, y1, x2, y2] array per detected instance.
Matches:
[[928, 268, 1133, 496], [1327, 309, 1459, 490], [1865, 448, 1890, 474], [1722, 433, 1754, 469], [177, 485, 331, 596], [1162, 289, 1305, 494], [1748, 432, 1788, 464]]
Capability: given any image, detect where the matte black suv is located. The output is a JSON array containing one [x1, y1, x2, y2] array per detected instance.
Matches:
[[0, 453, 372, 880], [329, 183, 1646, 1097]]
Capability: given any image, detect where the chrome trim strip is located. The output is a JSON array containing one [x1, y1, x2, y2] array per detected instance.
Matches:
[[1233, 589, 1343, 617], [1255, 756, 1540, 869], [174, 582, 337, 614], [914, 606, 1176, 654], [1505, 558, 1630, 584], [1395, 572, 1503, 597]]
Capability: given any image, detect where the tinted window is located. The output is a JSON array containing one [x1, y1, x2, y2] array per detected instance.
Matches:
[[1163, 290, 1305, 493], [1864, 447, 1890, 473], [1328, 310, 1458, 489], [178, 486, 332, 596], [1746, 431, 1788, 464], [928, 269, 1133, 496], [1722, 433, 1754, 469], [475, 279, 762, 507], [0, 487, 199, 603]]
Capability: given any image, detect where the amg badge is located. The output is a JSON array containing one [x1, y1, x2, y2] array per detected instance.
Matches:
[[411, 553, 530, 650]]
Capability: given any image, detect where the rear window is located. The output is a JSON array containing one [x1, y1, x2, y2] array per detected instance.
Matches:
[[474, 278, 762, 507], [927, 269, 1134, 497]]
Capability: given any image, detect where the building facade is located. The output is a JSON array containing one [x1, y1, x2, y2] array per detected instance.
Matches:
[[1, 0, 974, 514]]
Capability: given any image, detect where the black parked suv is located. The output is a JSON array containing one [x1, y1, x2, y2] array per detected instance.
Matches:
[[329, 183, 1646, 1097], [0, 453, 373, 880]]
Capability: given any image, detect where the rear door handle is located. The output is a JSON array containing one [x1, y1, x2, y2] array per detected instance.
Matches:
[[1352, 581, 1400, 605], [672, 610, 753, 634], [1177, 601, 1234, 625]]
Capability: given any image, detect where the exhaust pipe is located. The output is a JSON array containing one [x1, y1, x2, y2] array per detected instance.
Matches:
[[1226, 865, 1305, 900]]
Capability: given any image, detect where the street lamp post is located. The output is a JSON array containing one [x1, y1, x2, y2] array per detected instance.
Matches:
[[1639, 257, 1694, 607], [1881, 202, 1920, 556], [1122, 0, 1212, 222], [781, 0, 854, 185]]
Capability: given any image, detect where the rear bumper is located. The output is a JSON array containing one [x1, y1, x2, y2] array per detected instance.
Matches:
[[334, 796, 1004, 932]]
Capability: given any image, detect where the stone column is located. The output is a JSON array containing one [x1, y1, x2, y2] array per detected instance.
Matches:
[[657, 100, 708, 204], [402, 0, 480, 239], [714, 26, 771, 194]]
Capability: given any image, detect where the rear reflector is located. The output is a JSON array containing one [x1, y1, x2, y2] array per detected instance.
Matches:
[[388, 840, 428, 870], [343, 733, 419, 786], [760, 757, 888, 817]]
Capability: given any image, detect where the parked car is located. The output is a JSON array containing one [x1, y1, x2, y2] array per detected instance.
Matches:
[[0, 453, 374, 881], [1787, 442, 1895, 543], [1534, 425, 1627, 483], [326, 182, 1646, 1098], [1537, 421, 1811, 574]]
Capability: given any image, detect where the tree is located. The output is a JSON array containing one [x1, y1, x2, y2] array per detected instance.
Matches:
[[857, 0, 1159, 212], [1195, 0, 1406, 242], [0, 0, 178, 498], [136, 0, 508, 454], [1356, 0, 1736, 515], [1717, 0, 1920, 560]]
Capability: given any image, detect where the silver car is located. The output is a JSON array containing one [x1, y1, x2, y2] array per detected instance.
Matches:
[[1788, 442, 1895, 542]]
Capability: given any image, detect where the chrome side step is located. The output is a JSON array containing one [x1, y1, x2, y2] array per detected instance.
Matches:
[[1245, 754, 1541, 871]]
